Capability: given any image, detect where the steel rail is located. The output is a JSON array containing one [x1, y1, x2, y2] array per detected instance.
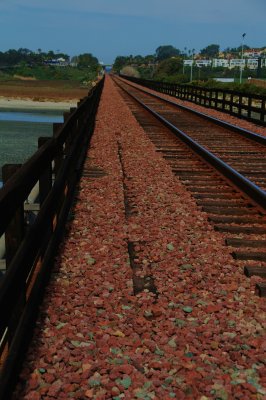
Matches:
[[117, 76, 266, 146], [114, 78, 266, 211]]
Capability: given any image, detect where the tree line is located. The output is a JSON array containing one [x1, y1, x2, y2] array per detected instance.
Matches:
[[0, 48, 101, 83], [113, 43, 264, 70], [113, 44, 266, 83], [0, 48, 99, 69]]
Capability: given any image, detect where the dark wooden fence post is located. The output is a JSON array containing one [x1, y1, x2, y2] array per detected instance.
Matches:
[[0, 78, 105, 399], [121, 75, 265, 126], [222, 91, 226, 112], [35, 137, 53, 277], [247, 97, 252, 119], [38, 138, 52, 205], [2, 164, 24, 268], [238, 95, 243, 117], [261, 99, 265, 123], [63, 112, 75, 153], [230, 93, 234, 113], [215, 90, 218, 108], [53, 123, 64, 177], [2, 164, 27, 352]]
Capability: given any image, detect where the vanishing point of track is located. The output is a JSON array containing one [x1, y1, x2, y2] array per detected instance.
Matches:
[[113, 76, 266, 297]]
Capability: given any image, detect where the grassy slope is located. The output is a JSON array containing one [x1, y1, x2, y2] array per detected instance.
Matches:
[[0, 66, 98, 100]]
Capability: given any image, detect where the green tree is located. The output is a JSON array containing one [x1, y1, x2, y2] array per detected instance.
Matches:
[[77, 53, 99, 68], [17, 48, 32, 56], [113, 56, 129, 72], [200, 44, 220, 58], [144, 54, 156, 64], [120, 66, 140, 78], [133, 55, 144, 65], [154, 57, 183, 81], [155, 45, 181, 61]]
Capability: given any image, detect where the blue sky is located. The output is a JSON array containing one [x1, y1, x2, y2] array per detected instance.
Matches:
[[0, 0, 265, 63]]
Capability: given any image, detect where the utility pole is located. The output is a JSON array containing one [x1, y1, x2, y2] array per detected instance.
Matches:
[[183, 47, 187, 75], [240, 33, 246, 84], [257, 56, 262, 78], [190, 49, 195, 83]]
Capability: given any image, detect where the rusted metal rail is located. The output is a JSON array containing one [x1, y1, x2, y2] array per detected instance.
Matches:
[[116, 78, 266, 208], [120, 75, 266, 126], [0, 77, 104, 399], [113, 76, 266, 297]]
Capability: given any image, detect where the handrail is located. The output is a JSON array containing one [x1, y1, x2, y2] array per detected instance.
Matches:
[[0, 76, 104, 399], [115, 77, 266, 211], [0, 84, 101, 236], [118, 76, 266, 146], [120, 74, 266, 126]]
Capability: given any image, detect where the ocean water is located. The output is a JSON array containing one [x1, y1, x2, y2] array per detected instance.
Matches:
[[0, 108, 64, 183]]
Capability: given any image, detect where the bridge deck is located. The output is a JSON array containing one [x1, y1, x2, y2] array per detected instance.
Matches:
[[14, 76, 265, 399]]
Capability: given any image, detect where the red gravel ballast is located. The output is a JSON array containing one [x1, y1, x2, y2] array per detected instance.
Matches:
[[13, 76, 266, 400]]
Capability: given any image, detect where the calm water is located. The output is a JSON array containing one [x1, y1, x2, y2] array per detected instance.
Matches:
[[0, 108, 64, 183]]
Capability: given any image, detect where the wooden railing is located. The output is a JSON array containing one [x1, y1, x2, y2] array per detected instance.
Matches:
[[120, 75, 266, 126], [0, 77, 104, 399]]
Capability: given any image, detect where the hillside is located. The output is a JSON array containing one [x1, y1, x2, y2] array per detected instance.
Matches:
[[0, 79, 90, 101]]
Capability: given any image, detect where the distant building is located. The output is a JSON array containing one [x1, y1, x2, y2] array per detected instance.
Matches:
[[246, 59, 259, 69], [44, 58, 69, 67], [229, 59, 246, 69], [261, 58, 266, 68], [212, 59, 229, 68], [183, 55, 266, 70], [243, 49, 263, 58], [214, 78, 234, 83], [195, 60, 212, 67]]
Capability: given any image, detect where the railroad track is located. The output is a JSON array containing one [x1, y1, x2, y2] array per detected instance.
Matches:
[[112, 76, 266, 297]]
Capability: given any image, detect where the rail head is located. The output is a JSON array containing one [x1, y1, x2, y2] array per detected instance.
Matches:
[[120, 74, 266, 100], [115, 77, 266, 212], [117, 76, 266, 146]]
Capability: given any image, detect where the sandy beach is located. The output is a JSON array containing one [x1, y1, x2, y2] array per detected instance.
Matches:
[[0, 79, 90, 110], [0, 97, 78, 110]]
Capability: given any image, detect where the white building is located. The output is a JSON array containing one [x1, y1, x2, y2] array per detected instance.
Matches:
[[258, 58, 266, 68], [246, 59, 258, 70], [44, 57, 69, 67], [229, 59, 246, 69], [243, 49, 263, 58], [195, 60, 212, 67], [183, 57, 265, 70], [212, 59, 229, 68]]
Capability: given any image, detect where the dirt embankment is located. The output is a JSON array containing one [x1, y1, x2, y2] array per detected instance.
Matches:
[[0, 80, 90, 102], [248, 78, 266, 89]]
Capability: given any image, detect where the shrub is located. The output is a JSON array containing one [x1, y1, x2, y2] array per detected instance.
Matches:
[[120, 66, 140, 78]]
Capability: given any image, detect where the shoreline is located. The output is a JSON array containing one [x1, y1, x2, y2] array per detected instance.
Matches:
[[0, 97, 78, 110]]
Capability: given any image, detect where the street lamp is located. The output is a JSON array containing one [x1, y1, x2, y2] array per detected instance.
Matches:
[[240, 33, 246, 84], [190, 48, 195, 83], [183, 47, 187, 74], [198, 65, 201, 80]]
